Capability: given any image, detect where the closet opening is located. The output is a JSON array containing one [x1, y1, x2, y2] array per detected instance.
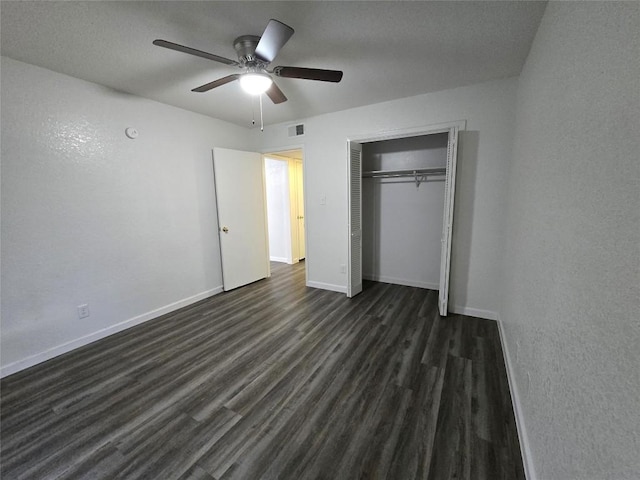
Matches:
[[347, 122, 462, 315]]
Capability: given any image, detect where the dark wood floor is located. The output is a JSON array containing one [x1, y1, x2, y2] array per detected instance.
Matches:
[[1, 262, 524, 480]]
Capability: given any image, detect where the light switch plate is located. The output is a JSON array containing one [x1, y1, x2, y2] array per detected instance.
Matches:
[[77, 304, 90, 319]]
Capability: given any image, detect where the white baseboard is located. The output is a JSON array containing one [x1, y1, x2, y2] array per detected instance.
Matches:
[[450, 305, 498, 320], [362, 274, 439, 291], [496, 314, 537, 480], [269, 256, 289, 263], [306, 280, 347, 294], [0, 286, 224, 378]]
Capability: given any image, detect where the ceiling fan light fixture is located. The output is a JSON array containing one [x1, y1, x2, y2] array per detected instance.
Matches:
[[239, 73, 272, 95]]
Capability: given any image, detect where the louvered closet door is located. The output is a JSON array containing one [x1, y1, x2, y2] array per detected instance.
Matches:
[[347, 141, 363, 297], [438, 127, 459, 315]]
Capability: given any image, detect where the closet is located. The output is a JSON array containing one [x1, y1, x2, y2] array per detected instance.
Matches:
[[347, 124, 460, 315], [361, 133, 448, 291]]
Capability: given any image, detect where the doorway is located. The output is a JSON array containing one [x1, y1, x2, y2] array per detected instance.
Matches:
[[264, 148, 306, 268]]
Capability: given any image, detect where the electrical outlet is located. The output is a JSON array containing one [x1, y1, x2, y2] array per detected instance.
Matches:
[[340, 264, 346, 274], [77, 304, 90, 319]]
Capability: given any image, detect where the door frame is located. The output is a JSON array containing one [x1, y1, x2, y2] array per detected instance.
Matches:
[[346, 120, 465, 313], [262, 145, 308, 284], [293, 159, 305, 261]]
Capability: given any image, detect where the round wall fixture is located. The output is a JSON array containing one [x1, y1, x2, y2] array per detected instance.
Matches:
[[125, 127, 139, 139]]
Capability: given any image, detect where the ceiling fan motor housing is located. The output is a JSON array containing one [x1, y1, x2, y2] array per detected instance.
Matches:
[[233, 35, 264, 66]]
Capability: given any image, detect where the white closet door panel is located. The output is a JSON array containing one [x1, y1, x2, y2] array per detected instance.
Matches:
[[348, 141, 363, 298], [439, 127, 459, 315]]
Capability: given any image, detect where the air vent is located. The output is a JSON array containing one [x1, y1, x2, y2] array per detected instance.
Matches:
[[288, 124, 305, 137]]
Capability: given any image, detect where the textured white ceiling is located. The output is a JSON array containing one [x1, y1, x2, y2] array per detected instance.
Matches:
[[0, 1, 546, 127]]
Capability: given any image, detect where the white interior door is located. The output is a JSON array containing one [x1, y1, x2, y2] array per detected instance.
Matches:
[[438, 127, 459, 315], [213, 147, 269, 291], [347, 141, 363, 298], [295, 160, 306, 260]]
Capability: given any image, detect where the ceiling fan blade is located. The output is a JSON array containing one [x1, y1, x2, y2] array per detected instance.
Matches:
[[274, 66, 343, 83], [265, 82, 287, 104], [254, 19, 294, 63], [192, 74, 240, 93], [153, 39, 239, 66]]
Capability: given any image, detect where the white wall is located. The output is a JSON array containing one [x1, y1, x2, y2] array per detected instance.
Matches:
[[257, 77, 517, 316], [0, 57, 254, 375], [500, 3, 640, 479], [362, 134, 447, 289], [264, 157, 292, 263]]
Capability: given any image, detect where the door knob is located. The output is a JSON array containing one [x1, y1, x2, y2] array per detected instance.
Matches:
[[222, 226, 229, 233]]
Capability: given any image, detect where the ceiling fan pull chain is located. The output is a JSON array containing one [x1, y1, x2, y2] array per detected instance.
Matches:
[[252, 96, 256, 126], [260, 94, 264, 132]]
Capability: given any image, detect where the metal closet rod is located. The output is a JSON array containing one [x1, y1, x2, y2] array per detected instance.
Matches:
[[361, 167, 447, 178]]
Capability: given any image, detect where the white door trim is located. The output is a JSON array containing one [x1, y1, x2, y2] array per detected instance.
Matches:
[[347, 120, 466, 144]]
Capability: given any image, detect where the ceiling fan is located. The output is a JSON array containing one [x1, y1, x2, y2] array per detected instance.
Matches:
[[153, 19, 343, 104]]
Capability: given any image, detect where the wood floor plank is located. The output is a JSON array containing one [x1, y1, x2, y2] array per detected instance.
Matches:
[[52, 442, 126, 480], [427, 355, 473, 480], [421, 314, 453, 368], [177, 465, 215, 480], [0, 261, 524, 480], [386, 364, 446, 480], [395, 306, 437, 390]]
